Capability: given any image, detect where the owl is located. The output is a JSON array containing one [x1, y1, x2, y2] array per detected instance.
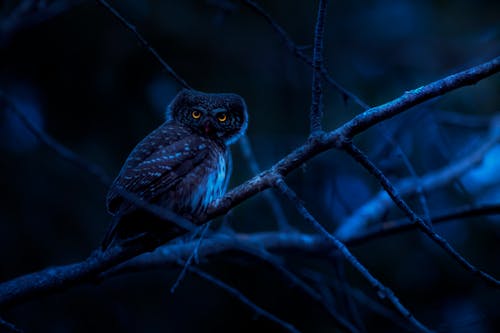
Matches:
[[101, 89, 248, 250]]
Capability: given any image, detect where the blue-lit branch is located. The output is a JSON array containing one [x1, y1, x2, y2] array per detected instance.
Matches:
[[342, 142, 500, 287], [1, 1, 499, 331], [170, 222, 211, 293], [0, 316, 23, 333], [208, 56, 500, 219], [239, 135, 290, 230], [0, 56, 499, 310], [310, 0, 328, 133], [273, 178, 432, 333], [347, 203, 500, 246], [336, 119, 500, 239], [225, 244, 360, 333]]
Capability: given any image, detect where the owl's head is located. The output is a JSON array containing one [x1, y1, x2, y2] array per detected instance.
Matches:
[[167, 89, 248, 145]]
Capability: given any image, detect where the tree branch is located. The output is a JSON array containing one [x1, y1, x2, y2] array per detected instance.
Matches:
[[188, 266, 302, 333], [339, 56, 500, 138], [310, 0, 328, 133], [240, 0, 370, 109], [347, 203, 500, 246], [0, 245, 136, 309], [0, 316, 23, 333], [342, 142, 500, 287], [239, 135, 290, 230], [2, 200, 498, 312], [273, 178, 432, 333], [0, 91, 112, 186], [207, 56, 500, 221], [1, 91, 198, 234], [1, 56, 498, 313], [96, 0, 192, 89], [336, 119, 500, 238], [225, 245, 360, 333]]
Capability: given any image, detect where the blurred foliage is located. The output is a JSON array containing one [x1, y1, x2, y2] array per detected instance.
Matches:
[[0, 0, 499, 332]]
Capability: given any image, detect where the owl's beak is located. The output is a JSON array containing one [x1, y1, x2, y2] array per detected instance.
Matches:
[[203, 120, 214, 135]]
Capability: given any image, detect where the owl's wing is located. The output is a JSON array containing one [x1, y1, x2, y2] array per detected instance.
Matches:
[[114, 122, 188, 172], [106, 126, 209, 215]]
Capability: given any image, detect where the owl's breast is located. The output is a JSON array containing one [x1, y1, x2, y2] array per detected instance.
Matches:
[[173, 144, 227, 216]]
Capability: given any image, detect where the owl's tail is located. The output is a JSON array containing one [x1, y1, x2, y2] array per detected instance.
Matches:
[[101, 214, 122, 250], [101, 209, 186, 252]]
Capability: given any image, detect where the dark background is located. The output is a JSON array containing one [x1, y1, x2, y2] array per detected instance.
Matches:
[[1, 0, 499, 332]]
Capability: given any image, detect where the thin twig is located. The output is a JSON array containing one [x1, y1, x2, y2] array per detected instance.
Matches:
[[347, 203, 500, 246], [301, 268, 420, 332], [1, 57, 498, 308], [239, 135, 290, 229], [230, 242, 359, 333], [95, 0, 191, 89], [170, 222, 211, 293], [0, 317, 24, 333], [435, 110, 492, 129], [310, 0, 328, 133], [188, 266, 303, 333], [384, 126, 432, 224], [330, 256, 366, 332], [0, 91, 112, 186], [339, 56, 500, 138], [4, 196, 499, 311], [336, 121, 500, 238], [342, 142, 500, 287], [240, 0, 370, 110], [208, 56, 500, 220], [273, 178, 433, 333], [1, 91, 198, 233]]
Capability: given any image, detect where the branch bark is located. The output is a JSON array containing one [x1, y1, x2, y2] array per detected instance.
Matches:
[[336, 119, 500, 239], [1, 56, 499, 312], [207, 56, 500, 220]]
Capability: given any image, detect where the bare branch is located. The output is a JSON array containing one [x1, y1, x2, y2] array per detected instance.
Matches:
[[226, 242, 359, 333], [0, 317, 23, 333], [348, 203, 500, 246], [272, 179, 432, 333], [301, 268, 420, 332], [0, 245, 135, 309], [1, 57, 498, 312], [340, 56, 500, 138], [0, 91, 112, 186], [342, 142, 500, 287], [208, 56, 500, 221], [95, 0, 192, 89], [337, 120, 500, 238], [170, 222, 211, 293], [239, 135, 290, 229], [2, 197, 498, 312], [383, 127, 432, 224], [241, 0, 369, 109], [1, 92, 199, 234], [310, 0, 328, 133], [188, 266, 303, 333]]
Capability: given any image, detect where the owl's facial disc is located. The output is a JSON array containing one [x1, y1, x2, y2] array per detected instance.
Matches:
[[167, 89, 248, 145]]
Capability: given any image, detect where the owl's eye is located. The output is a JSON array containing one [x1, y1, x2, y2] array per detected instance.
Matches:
[[217, 113, 227, 122], [192, 110, 202, 119]]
